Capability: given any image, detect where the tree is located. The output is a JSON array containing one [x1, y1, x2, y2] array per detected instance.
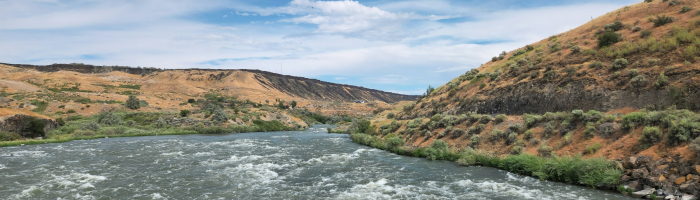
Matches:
[[291, 101, 297, 108], [23, 117, 46, 138], [425, 85, 435, 96], [126, 95, 141, 110], [278, 102, 286, 109]]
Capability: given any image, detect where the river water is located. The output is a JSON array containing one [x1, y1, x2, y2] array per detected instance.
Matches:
[[0, 125, 634, 200]]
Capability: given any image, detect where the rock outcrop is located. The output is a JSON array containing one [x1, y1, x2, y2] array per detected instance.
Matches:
[[621, 156, 700, 199], [0, 114, 57, 138]]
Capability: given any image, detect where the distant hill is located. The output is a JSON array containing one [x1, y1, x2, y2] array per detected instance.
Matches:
[[0, 63, 417, 104], [401, 0, 700, 118]]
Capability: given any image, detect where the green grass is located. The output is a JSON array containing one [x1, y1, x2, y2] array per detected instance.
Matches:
[[118, 84, 141, 90], [0, 130, 197, 147], [351, 132, 623, 189], [30, 100, 48, 113]]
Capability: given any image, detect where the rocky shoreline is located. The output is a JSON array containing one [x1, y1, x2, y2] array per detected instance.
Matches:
[[619, 156, 699, 200]]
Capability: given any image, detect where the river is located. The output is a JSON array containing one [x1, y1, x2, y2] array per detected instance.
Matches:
[[0, 125, 635, 200]]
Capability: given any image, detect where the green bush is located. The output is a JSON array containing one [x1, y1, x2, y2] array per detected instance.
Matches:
[[378, 121, 402, 135], [543, 122, 555, 138], [570, 45, 581, 53], [0, 131, 21, 141], [83, 121, 101, 131], [630, 75, 648, 88], [584, 122, 597, 139], [385, 134, 404, 148], [524, 130, 534, 140], [622, 111, 647, 130], [584, 143, 603, 155], [588, 61, 605, 69], [470, 135, 481, 147], [490, 129, 506, 141], [387, 112, 395, 119], [690, 137, 700, 155], [508, 123, 523, 133], [97, 111, 123, 125], [632, 26, 642, 32], [681, 6, 692, 13], [67, 109, 76, 114], [640, 126, 663, 145], [641, 30, 652, 38], [125, 95, 141, 110], [653, 15, 674, 27], [598, 31, 621, 47], [467, 124, 484, 135], [543, 70, 558, 82], [654, 73, 669, 87], [523, 113, 542, 128], [494, 114, 507, 124], [603, 21, 624, 32], [180, 110, 190, 117], [611, 58, 628, 70], [506, 132, 518, 144], [479, 115, 491, 124], [451, 128, 466, 139], [424, 140, 458, 161], [252, 119, 292, 132]]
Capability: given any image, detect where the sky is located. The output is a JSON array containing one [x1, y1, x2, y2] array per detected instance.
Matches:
[[0, 0, 640, 95]]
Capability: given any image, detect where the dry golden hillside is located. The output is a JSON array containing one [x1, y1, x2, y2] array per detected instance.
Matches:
[[0, 63, 415, 117]]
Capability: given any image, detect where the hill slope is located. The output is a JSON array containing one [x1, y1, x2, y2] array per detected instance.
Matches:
[[401, 0, 700, 118], [1, 63, 417, 104]]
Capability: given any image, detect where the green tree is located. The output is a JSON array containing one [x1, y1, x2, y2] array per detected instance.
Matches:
[[126, 95, 141, 110], [23, 117, 46, 138], [291, 100, 297, 108], [425, 85, 435, 96], [278, 102, 286, 109]]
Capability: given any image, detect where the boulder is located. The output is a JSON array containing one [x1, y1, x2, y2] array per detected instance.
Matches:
[[625, 157, 639, 169], [660, 175, 667, 182], [694, 165, 700, 175], [621, 175, 631, 182], [634, 168, 650, 179], [667, 195, 677, 200], [676, 177, 687, 185], [632, 188, 656, 198], [681, 194, 697, 200], [628, 181, 642, 191]]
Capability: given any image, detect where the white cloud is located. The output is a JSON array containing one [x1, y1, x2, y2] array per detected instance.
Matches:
[[0, 0, 639, 94]]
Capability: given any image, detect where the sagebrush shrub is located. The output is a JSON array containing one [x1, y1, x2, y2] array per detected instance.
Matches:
[[654, 73, 669, 87], [611, 58, 629, 70], [640, 126, 663, 145], [630, 75, 648, 88], [653, 15, 674, 27], [495, 114, 507, 124]]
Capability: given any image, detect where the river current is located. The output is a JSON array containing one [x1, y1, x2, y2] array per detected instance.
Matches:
[[0, 125, 634, 200]]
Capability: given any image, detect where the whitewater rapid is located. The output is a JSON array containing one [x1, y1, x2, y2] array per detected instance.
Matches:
[[0, 125, 633, 200]]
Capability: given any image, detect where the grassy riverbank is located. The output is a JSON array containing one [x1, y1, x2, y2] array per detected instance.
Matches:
[[0, 110, 299, 147], [351, 132, 623, 189]]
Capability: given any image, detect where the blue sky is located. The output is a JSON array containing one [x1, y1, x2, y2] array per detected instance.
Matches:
[[0, 0, 639, 95]]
